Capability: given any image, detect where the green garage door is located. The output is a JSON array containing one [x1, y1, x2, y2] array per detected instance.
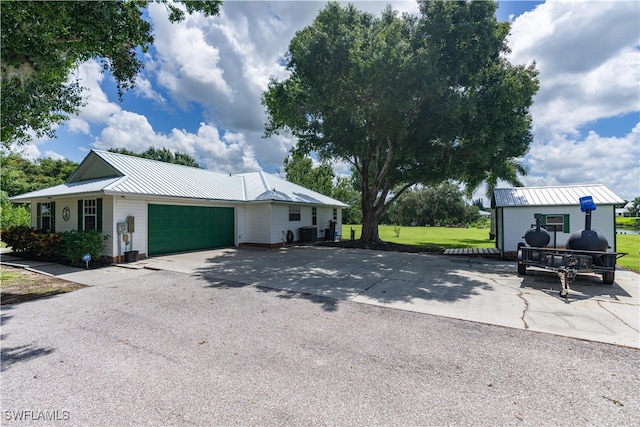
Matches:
[[148, 204, 234, 256]]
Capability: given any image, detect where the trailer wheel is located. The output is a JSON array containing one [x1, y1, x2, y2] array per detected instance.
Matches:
[[517, 262, 527, 276], [517, 249, 527, 276], [602, 271, 615, 285]]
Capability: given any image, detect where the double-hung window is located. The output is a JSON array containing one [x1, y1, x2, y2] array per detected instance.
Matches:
[[78, 198, 102, 231], [289, 206, 301, 221], [84, 199, 97, 230], [39, 202, 53, 231]]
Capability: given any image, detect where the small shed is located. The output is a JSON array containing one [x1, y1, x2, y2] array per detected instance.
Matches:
[[491, 184, 624, 257]]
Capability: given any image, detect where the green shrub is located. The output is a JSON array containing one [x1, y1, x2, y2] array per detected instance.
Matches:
[[2, 226, 108, 267], [0, 200, 30, 229], [60, 230, 108, 267], [0, 226, 63, 260], [1, 225, 33, 253]]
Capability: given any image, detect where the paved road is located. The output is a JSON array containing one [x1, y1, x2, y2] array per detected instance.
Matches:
[[2, 247, 639, 425]]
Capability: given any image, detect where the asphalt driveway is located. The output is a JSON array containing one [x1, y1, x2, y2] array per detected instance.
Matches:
[[2, 246, 639, 425]]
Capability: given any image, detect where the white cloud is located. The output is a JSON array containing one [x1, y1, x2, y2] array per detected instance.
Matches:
[[44, 151, 66, 161], [74, 61, 121, 125], [508, 0, 640, 134], [524, 123, 640, 200], [92, 111, 261, 173], [134, 75, 167, 106], [505, 0, 640, 200]]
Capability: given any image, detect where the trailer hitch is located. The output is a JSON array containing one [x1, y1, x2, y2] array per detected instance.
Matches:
[[557, 257, 580, 298]]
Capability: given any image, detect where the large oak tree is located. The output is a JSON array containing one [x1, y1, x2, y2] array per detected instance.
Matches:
[[1, 0, 222, 147], [263, 1, 538, 243]]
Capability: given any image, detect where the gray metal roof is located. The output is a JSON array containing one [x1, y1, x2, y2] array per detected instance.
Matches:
[[492, 184, 624, 208], [10, 150, 348, 207]]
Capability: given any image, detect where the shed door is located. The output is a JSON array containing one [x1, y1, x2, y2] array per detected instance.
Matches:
[[148, 204, 234, 256]]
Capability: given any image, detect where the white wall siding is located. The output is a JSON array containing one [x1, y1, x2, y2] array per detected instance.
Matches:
[[243, 203, 273, 244], [271, 203, 295, 243], [54, 198, 78, 232], [101, 196, 114, 257], [113, 197, 148, 257], [235, 205, 246, 245], [501, 205, 617, 253]]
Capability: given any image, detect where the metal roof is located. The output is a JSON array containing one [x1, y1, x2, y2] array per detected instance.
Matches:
[[10, 150, 348, 207], [492, 184, 624, 208]]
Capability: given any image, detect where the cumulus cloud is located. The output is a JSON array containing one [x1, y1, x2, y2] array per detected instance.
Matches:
[[508, 0, 640, 134], [506, 0, 640, 200], [524, 124, 640, 200], [92, 111, 260, 173]]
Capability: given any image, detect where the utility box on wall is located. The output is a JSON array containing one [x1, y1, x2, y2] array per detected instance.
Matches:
[[127, 216, 135, 233]]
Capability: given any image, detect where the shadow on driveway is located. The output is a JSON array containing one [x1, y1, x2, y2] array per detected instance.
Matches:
[[191, 247, 497, 312]]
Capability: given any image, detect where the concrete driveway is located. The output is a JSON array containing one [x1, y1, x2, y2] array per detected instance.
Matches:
[[2, 246, 640, 425], [125, 246, 639, 348]]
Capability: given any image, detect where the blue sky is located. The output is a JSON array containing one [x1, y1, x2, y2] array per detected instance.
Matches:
[[14, 1, 640, 201]]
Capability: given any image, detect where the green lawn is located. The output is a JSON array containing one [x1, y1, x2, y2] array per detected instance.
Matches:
[[342, 224, 640, 273], [342, 224, 494, 249], [616, 233, 640, 273]]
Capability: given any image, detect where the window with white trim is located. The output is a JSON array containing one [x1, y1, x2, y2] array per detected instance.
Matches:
[[41, 202, 52, 231], [84, 199, 97, 230], [542, 214, 569, 233], [312, 207, 317, 225], [289, 205, 300, 221], [333, 208, 337, 222]]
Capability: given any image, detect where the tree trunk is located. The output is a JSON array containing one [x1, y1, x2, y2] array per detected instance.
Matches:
[[360, 205, 381, 243]]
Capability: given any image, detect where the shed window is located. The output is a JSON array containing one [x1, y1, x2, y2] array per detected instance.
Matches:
[[312, 207, 317, 225], [333, 208, 337, 222], [542, 214, 569, 233], [289, 206, 300, 221]]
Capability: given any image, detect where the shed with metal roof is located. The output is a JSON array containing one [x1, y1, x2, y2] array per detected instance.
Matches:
[[491, 185, 624, 256], [10, 150, 347, 261]]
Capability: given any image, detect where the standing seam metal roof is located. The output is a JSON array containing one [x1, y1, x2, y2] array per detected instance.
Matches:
[[9, 150, 348, 207], [492, 184, 624, 207]]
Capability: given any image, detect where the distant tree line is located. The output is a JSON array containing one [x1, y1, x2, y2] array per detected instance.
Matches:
[[383, 182, 482, 227]]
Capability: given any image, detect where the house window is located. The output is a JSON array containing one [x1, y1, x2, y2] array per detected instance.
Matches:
[[289, 206, 301, 221], [40, 202, 52, 231], [84, 199, 97, 230], [333, 208, 337, 222], [312, 207, 317, 226], [543, 214, 569, 233]]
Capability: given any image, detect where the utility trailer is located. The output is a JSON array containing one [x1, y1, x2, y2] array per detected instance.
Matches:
[[517, 245, 624, 297]]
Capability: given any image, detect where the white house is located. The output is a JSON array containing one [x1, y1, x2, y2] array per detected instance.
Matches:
[[9, 150, 347, 262], [491, 184, 624, 257], [615, 201, 635, 217]]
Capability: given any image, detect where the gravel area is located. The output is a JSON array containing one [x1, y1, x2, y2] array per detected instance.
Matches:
[[2, 270, 639, 426]]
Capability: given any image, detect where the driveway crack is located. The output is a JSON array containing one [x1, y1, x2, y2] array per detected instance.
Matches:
[[597, 300, 639, 333], [350, 255, 416, 300], [517, 290, 530, 329]]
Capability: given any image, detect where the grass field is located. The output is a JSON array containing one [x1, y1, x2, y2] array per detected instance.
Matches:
[[342, 224, 640, 273], [616, 233, 640, 273], [343, 224, 493, 249]]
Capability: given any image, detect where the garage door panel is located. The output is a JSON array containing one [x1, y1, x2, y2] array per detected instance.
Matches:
[[148, 204, 234, 256]]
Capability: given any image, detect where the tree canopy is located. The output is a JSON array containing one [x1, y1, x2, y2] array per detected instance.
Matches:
[[1, 0, 222, 147], [0, 152, 78, 197], [385, 182, 481, 227], [263, 1, 538, 242], [108, 147, 201, 168], [283, 151, 335, 197]]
